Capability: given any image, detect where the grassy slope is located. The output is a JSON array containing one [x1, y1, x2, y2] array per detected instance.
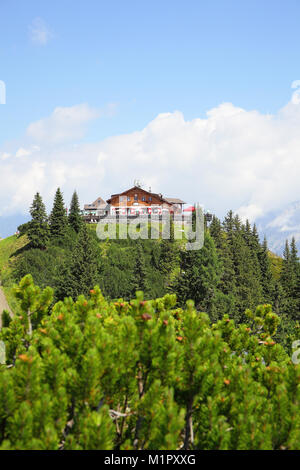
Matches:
[[0, 235, 29, 313], [0, 229, 284, 313], [87, 221, 188, 241]]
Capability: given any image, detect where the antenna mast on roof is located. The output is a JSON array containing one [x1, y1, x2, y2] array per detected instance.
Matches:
[[134, 179, 142, 188]]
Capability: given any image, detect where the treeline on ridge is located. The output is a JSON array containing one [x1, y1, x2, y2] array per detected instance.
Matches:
[[10, 188, 300, 349]]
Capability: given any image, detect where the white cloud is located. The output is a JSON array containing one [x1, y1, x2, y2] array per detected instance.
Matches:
[[237, 204, 264, 222], [16, 148, 31, 158], [29, 18, 53, 46], [26, 104, 100, 145], [0, 152, 11, 161], [1, 97, 300, 220]]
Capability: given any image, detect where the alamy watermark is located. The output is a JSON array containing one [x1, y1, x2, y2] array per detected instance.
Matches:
[[0, 80, 6, 104], [292, 340, 300, 365], [0, 341, 6, 364], [96, 202, 205, 251]]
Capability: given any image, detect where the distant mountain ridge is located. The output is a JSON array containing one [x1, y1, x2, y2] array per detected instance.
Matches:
[[256, 201, 300, 256]]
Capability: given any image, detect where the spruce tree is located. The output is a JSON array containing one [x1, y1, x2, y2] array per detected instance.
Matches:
[[243, 221, 263, 292], [174, 232, 222, 315], [290, 237, 299, 277], [68, 190, 83, 233], [221, 216, 262, 319], [49, 188, 68, 243], [233, 228, 262, 318], [258, 237, 275, 305], [233, 214, 242, 233], [279, 240, 295, 319], [289, 238, 300, 319], [56, 224, 99, 300], [223, 210, 235, 241], [291, 238, 300, 315], [252, 224, 260, 248], [27, 192, 49, 249], [132, 240, 150, 297], [209, 215, 222, 250], [281, 239, 291, 289], [210, 214, 236, 304], [242, 219, 252, 244], [280, 241, 291, 292], [159, 216, 178, 287]]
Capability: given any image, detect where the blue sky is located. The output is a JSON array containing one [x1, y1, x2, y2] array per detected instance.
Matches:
[[1, 0, 300, 226], [1, 0, 300, 144]]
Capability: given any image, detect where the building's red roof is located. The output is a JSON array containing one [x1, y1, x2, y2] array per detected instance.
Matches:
[[183, 205, 195, 212]]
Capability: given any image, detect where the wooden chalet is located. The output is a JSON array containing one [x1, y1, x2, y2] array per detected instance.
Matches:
[[106, 186, 186, 216], [164, 198, 186, 214], [82, 185, 186, 222], [82, 196, 109, 222]]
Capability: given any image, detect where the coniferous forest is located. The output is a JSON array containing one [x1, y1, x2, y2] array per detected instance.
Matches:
[[0, 189, 300, 450]]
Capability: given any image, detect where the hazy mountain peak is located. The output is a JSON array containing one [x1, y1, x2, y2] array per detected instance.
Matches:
[[257, 201, 300, 255]]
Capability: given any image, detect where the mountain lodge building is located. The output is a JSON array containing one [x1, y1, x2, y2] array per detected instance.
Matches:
[[83, 185, 186, 221]]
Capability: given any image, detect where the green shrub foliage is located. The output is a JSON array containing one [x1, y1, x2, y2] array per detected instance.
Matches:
[[1, 275, 300, 450]]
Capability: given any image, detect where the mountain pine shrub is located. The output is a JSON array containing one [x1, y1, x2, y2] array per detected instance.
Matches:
[[1, 275, 300, 450]]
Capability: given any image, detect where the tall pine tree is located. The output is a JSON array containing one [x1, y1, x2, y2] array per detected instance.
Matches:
[[49, 188, 68, 243], [132, 240, 150, 297], [68, 190, 83, 233], [258, 236, 275, 305], [159, 216, 178, 288], [173, 232, 222, 315], [279, 240, 296, 319], [209, 214, 236, 314], [55, 224, 99, 300], [27, 192, 49, 249], [291, 238, 300, 316]]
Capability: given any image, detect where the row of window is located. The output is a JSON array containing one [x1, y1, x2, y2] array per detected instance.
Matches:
[[112, 206, 167, 215], [119, 194, 152, 202]]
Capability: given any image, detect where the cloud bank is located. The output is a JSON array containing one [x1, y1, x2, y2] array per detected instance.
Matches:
[[1, 97, 300, 220]]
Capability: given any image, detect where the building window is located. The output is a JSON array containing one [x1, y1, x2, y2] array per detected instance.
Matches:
[[134, 194, 138, 201], [127, 196, 131, 201], [142, 196, 145, 201], [149, 197, 152, 202], [120, 196, 125, 202]]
